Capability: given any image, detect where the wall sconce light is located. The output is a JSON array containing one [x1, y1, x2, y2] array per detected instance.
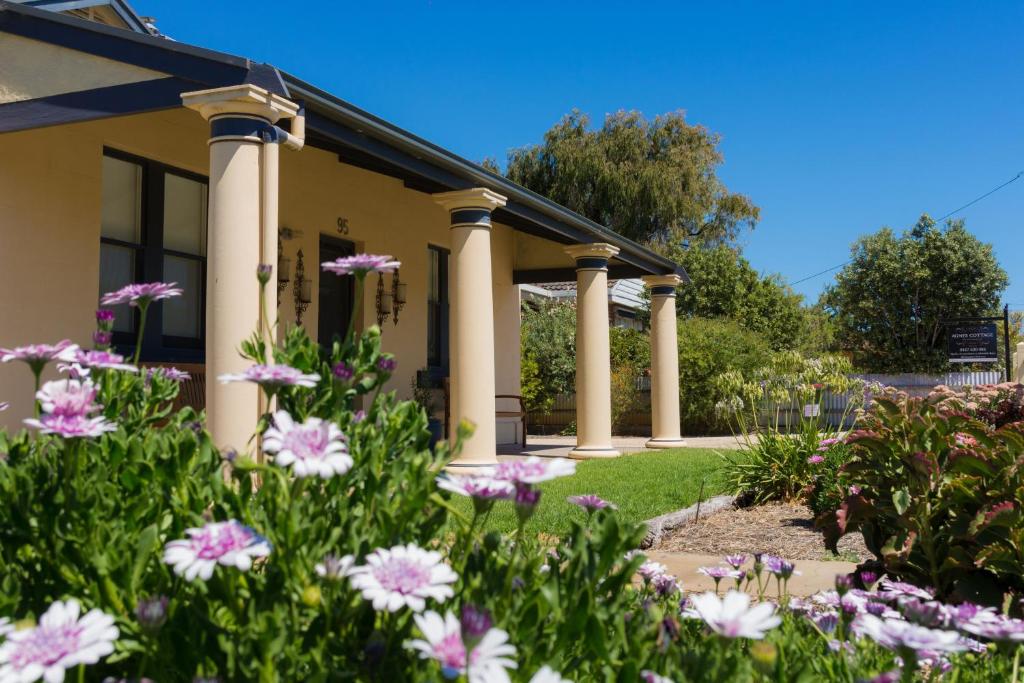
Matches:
[[293, 248, 312, 326], [391, 270, 407, 325], [375, 273, 392, 327], [277, 239, 291, 299]]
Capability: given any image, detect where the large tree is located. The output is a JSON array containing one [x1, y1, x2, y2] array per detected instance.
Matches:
[[822, 215, 1008, 372], [502, 110, 759, 247], [665, 243, 820, 352]]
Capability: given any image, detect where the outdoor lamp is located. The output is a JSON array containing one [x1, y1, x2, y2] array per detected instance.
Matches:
[[391, 270, 407, 325], [293, 249, 311, 325]]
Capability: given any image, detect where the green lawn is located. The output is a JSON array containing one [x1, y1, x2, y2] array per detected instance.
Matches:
[[447, 447, 732, 536]]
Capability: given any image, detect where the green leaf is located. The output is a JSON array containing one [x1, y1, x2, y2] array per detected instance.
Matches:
[[893, 488, 911, 515]]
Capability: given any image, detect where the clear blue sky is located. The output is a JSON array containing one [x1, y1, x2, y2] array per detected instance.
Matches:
[[152, 1, 1024, 308]]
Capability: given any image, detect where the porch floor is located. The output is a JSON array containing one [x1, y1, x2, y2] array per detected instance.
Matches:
[[496, 434, 747, 461]]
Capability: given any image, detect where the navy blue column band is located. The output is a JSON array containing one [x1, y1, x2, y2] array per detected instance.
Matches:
[[575, 257, 608, 270], [450, 208, 492, 226], [650, 285, 677, 296], [210, 115, 271, 141]]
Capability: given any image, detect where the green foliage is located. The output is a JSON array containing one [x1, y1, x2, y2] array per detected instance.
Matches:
[[808, 444, 853, 520], [609, 326, 650, 372], [504, 110, 759, 247], [676, 317, 772, 434], [821, 394, 1024, 606], [822, 214, 1009, 372], [520, 300, 576, 412], [667, 244, 812, 351]]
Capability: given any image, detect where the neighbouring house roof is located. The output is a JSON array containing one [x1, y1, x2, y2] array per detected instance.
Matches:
[[3, 0, 154, 34], [528, 279, 648, 311], [0, 0, 688, 283]]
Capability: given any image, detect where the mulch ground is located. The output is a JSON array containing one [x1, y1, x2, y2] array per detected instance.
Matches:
[[655, 502, 870, 562]]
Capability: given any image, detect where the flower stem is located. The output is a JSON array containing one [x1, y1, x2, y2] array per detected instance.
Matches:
[[132, 303, 149, 366]]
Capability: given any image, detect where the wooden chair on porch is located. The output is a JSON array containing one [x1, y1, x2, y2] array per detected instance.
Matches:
[[441, 378, 527, 448]]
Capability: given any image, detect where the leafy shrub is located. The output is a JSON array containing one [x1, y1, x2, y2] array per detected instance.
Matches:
[[808, 443, 852, 519], [928, 382, 1024, 427], [676, 317, 772, 434], [820, 395, 1024, 605], [724, 429, 825, 504], [520, 300, 576, 413], [609, 326, 650, 372], [609, 364, 641, 433]]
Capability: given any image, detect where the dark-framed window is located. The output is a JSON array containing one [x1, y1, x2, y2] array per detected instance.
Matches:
[[99, 147, 208, 363], [426, 245, 449, 375]]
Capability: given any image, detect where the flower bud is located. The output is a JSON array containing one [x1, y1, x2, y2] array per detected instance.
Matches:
[[332, 362, 354, 381], [750, 641, 778, 675], [135, 595, 168, 633], [460, 604, 492, 646], [302, 585, 322, 607], [256, 263, 273, 285]]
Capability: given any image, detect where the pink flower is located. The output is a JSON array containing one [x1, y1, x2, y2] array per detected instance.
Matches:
[[163, 520, 271, 582], [60, 349, 138, 374], [436, 475, 515, 500], [24, 414, 116, 439], [146, 367, 190, 382], [0, 402, 8, 412], [724, 554, 746, 570], [218, 364, 320, 389], [262, 410, 353, 479], [321, 254, 401, 277], [807, 455, 825, 465], [0, 599, 119, 683], [698, 566, 744, 581], [405, 610, 517, 683], [954, 432, 979, 448], [637, 561, 668, 581], [878, 577, 934, 601], [567, 494, 616, 511], [348, 543, 457, 613], [23, 379, 116, 439], [493, 457, 576, 485], [101, 282, 182, 307], [854, 614, 967, 655], [0, 340, 78, 375]]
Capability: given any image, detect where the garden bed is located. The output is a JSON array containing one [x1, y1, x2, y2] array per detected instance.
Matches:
[[654, 501, 870, 562]]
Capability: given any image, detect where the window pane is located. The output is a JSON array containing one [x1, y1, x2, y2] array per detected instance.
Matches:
[[101, 156, 141, 243], [99, 243, 135, 333], [163, 173, 207, 256], [427, 249, 439, 302], [162, 255, 202, 339]]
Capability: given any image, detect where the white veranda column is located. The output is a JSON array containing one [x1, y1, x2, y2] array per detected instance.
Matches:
[[642, 274, 687, 449], [182, 85, 298, 454], [565, 243, 621, 459], [433, 188, 507, 469]]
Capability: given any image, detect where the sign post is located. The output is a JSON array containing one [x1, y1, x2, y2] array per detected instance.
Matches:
[[941, 305, 1012, 381]]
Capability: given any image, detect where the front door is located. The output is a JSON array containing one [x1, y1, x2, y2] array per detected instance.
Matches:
[[318, 235, 355, 349]]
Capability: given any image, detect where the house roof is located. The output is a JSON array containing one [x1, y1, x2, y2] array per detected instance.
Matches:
[[3, 0, 154, 34], [0, 0, 688, 282]]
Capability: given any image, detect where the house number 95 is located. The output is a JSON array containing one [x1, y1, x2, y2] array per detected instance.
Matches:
[[336, 217, 349, 234]]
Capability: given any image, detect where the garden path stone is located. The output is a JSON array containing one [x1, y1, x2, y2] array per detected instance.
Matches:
[[646, 551, 856, 597]]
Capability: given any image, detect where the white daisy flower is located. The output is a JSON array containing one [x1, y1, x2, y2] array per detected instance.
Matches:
[[162, 520, 271, 582], [0, 599, 118, 683], [406, 610, 517, 683], [684, 590, 782, 639], [262, 411, 352, 479], [348, 543, 457, 613]]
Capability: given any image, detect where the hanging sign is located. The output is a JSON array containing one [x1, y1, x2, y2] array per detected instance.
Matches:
[[948, 323, 998, 363]]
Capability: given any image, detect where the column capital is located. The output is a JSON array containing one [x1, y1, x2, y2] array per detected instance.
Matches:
[[565, 243, 620, 268], [433, 188, 508, 213], [182, 84, 299, 123], [642, 274, 683, 294]]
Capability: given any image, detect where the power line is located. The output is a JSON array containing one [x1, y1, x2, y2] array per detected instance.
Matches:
[[789, 170, 1024, 287]]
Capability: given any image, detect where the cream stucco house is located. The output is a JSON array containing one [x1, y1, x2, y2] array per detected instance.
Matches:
[[0, 0, 689, 468]]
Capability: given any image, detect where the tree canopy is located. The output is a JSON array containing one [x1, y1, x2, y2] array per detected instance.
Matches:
[[501, 110, 759, 247], [821, 215, 1009, 372]]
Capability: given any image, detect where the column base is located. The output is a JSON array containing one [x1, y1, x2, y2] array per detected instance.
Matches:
[[645, 438, 688, 449], [444, 459, 497, 476], [568, 446, 622, 460]]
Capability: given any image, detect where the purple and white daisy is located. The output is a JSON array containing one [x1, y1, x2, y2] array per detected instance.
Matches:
[[315, 554, 355, 581], [698, 566, 744, 581], [0, 402, 8, 412], [0, 599, 118, 683], [60, 349, 138, 373], [348, 543, 458, 613], [405, 610, 517, 683], [807, 455, 825, 464], [24, 379, 115, 439], [24, 414, 117, 439], [567, 494, 616, 511], [637, 561, 668, 581], [724, 554, 746, 570], [958, 613, 1024, 642], [147, 366, 191, 382], [135, 595, 169, 632], [684, 591, 782, 639], [218, 364, 320, 389], [652, 573, 681, 597], [0, 340, 78, 375], [640, 672, 674, 683], [436, 475, 515, 500], [262, 411, 353, 479], [817, 437, 840, 452], [162, 520, 271, 582], [101, 282, 182, 307], [322, 254, 401, 277], [762, 555, 800, 579], [854, 614, 968, 655], [878, 578, 934, 602], [493, 457, 576, 485]]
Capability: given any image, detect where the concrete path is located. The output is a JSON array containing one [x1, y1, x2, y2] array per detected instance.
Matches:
[[646, 551, 854, 597], [497, 434, 749, 461]]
